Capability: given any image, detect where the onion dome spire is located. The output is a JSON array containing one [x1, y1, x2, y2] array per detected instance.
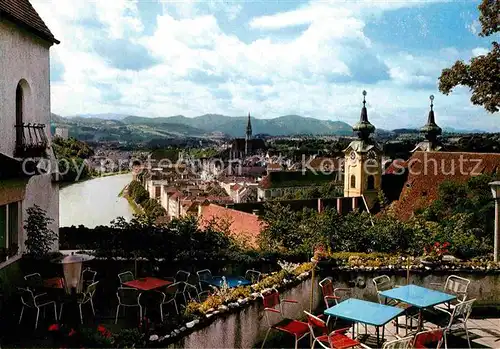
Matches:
[[420, 95, 442, 141], [352, 90, 375, 140]]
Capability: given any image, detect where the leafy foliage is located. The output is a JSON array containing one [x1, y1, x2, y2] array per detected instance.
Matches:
[[438, 0, 500, 113], [127, 181, 166, 219], [52, 137, 94, 182], [24, 205, 57, 258]]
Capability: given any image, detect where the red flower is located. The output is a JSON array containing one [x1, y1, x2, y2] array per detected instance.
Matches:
[[49, 324, 59, 332], [434, 242, 440, 247], [69, 329, 76, 337], [97, 325, 107, 333]]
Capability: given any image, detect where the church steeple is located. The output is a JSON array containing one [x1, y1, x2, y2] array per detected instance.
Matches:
[[352, 90, 375, 141], [246, 112, 252, 140], [245, 112, 252, 156], [413, 95, 443, 152]]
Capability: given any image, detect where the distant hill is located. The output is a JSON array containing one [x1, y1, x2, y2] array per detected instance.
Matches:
[[52, 113, 353, 142], [122, 114, 353, 137]]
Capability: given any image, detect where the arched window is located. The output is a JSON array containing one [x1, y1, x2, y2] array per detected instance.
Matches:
[[367, 175, 375, 190], [16, 82, 24, 146], [350, 175, 356, 188]]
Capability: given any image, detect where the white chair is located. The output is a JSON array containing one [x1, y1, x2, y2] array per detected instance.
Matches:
[[175, 270, 190, 283], [81, 268, 97, 290], [245, 269, 261, 283], [118, 271, 134, 285], [18, 287, 57, 329], [432, 275, 470, 312], [438, 298, 475, 349], [24, 273, 45, 296], [60, 281, 99, 323], [115, 287, 142, 324], [196, 269, 213, 290], [381, 336, 414, 349], [162, 282, 180, 318]]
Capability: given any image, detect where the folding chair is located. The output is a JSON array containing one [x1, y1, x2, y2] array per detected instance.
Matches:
[[260, 288, 308, 349]]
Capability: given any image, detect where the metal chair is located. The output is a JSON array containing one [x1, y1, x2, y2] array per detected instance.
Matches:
[[304, 310, 361, 349], [432, 275, 471, 312], [115, 287, 142, 324], [319, 278, 339, 308], [162, 282, 180, 317], [175, 270, 191, 283], [413, 328, 444, 349], [24, 273, 45, 295], [118, 271, 134, 285], [245, 269, 262, 283], [196, 269, 213, 290], [438, 298, 475, 349], [81, 268, 97, 290], [18, 287, 57, 329], [260, 288, 308, 349], [381, 336, 414, 349], [59, 281, 99, 324]]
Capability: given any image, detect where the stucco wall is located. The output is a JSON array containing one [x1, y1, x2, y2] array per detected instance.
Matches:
[[174, 278, 323, 349], [0, 19, 58, 252]]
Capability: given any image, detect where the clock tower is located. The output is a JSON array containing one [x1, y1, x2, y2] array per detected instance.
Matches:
[[343, 91, 382, 209]]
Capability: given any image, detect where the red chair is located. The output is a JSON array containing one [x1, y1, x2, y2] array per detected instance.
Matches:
[[304, 311, 362, 349], [319, 278, 340, 308], [260, 288, 309, 349], [413, 328, 444, 349]]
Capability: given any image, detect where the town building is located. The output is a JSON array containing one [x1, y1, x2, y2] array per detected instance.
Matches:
[[54, 127, 69, 140], [0, 0, 59, 266]]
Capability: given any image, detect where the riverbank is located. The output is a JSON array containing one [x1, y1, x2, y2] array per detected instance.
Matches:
[[59, 171, 131, 189], [119, 183, 143, 215]]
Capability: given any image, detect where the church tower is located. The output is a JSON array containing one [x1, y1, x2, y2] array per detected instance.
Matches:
[[343, 91, 382, 209], [413, 95, 443, 152], [245, 112, 252, 155]]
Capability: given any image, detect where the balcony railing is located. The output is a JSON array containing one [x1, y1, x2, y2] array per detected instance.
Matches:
[[14, 123, 49, 158]]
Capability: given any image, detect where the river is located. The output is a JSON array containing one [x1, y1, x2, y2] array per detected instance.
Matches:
[[59, 173, 134, 228]]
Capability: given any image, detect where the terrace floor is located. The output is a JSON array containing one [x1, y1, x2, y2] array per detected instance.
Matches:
[[266, 315, 500, 348]]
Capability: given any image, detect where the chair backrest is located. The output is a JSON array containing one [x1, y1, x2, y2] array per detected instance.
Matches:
[[175, 270, 190, 283], [304, 310, 328, 340], [165, 281, 185, 297], [245, 269, 261, 283], [444, 275, 470, 302], [18, 287, 36, 307], [333, 288, 353, 305], [448, 298, 475, 328], [24, 273, 43, 290], [118, 271, 134, 285], [197, 269, 212, 282], [413, 328, 444, 349], [82, 281, 99, 303], [82, 268, 97, 283], [262, 288, 281, 309], [184, 283, 199, 302], [319, 278, 334, 297], [373, 275, 393, 304], [382, 336, 414, 349], [116, 287, 140, 306]]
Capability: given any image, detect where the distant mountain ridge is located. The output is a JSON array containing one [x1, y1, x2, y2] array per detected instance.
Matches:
[[56, 113, 353, 138]]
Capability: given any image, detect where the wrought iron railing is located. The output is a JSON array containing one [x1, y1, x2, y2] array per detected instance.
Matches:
[[14, 123, 49, 157]]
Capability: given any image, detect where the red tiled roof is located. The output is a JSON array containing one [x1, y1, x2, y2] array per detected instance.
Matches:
[[230, 184, 241, 191], [0, 0, 59, 44], [384, 159, 408, 175], [392, 151, 500, 220], [199, 204, 263, 248]]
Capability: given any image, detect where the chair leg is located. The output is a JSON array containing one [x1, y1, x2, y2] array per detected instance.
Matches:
[[464, 323, 471, 349], [79, 304, 83, 324], [53, 303, 57, 321], [18, 306, 24, 325], [261, 328, 271, 349], [160, 305, 164, 322], [59, 303, 64, 321], [294, 336, 299, 349], [35, 308, 40, 330], [444, 332, 448, 349], [139, 305, 143, 320], [115, 305, 120, 324], [90, 299, 95, 316], [174, 299, 179, 314]]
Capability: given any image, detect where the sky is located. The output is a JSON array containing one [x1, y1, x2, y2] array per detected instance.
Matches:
[[32, 0, 499, 131]]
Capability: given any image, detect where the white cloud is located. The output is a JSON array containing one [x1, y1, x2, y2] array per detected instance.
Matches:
[[28, 0, 496, 131], [472, 47, 489, 57]]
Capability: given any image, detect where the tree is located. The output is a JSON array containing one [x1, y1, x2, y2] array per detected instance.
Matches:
[[438, 0, 500, 113], [24, 205, 58, 258]]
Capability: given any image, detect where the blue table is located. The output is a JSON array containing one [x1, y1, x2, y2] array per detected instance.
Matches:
[[379, 284, 456, 331], [205, 276, 251, 288], [325, 298, 404, 347]]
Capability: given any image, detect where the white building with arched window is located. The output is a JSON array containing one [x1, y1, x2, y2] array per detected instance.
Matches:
[[0, 0, 60, 267]]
